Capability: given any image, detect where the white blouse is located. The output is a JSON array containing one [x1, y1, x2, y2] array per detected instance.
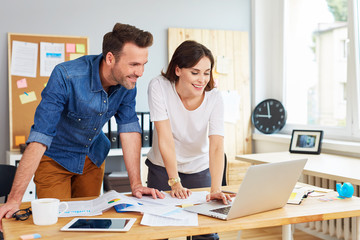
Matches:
[[146, 75, 224, 173]]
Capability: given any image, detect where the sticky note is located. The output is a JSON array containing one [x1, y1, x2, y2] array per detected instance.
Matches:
[[17, 78, 28, 89], [69, 53, 84, 60], [19, 91, 37, 104], [76, 44, 86, 53], [66, 43, 76, 53], [15, 136, 26, 146]]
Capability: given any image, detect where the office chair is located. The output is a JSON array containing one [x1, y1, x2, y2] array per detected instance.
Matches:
[[222, 153, 228, 186], [0, 164, 17, 203]]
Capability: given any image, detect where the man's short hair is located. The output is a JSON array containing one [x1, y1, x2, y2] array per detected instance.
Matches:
[[102, 23, 153, 61]]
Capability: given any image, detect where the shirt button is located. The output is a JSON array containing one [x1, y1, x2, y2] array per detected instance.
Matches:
[[85, 145, 88, 147], [94, 128, 97, 131], [99, 113, 102, 116], [78, 119, 81, 121], [89, 138, 92, 141], [104, 100, 106, 103]]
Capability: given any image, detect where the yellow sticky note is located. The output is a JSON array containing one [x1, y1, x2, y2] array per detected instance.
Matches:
[[69, 53, 84, 60], [76, 44, 86, 53], [19, 91, 37, 104], [15, 136, 26, 146], [289, 192, 296, 200]]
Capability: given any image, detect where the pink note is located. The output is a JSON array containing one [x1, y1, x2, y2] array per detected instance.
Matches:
[[17, 78, 28, 88], [66, 43, 76, 53]]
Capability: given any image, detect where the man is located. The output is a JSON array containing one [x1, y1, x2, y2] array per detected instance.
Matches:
[[0, 23, 164, 229]]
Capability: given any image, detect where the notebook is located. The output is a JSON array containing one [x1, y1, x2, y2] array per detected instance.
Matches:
[[184, 158, 307, 220]]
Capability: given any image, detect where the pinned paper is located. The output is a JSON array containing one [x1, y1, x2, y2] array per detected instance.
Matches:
[[17, 78, 28, 88], [15, 136, 26, 146], [76, 44, 86, 53], [69, 53, 84, 60], [19, 91, 37, 104], [66, 43, 76, 53], [216, 56, 230, 74]]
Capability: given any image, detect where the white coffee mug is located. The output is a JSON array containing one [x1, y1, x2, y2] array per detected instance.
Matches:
[[31, 198, 68, 225]]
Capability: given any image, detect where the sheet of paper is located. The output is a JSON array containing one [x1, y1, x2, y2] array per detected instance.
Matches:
[[118, 203, 188, 220], [122, 191, 208, 206], [11, 41, 38, 78], [295, 182, 333, 193], [60, 190, 139, 217], [40, 42, 65, 76], [221, 90, 241, 123], [141, 210, 198, 226]]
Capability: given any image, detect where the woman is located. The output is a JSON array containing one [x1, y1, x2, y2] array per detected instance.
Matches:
[[146, 40, 232, 205]]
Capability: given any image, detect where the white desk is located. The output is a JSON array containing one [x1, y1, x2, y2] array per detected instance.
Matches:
[[236, 151, 360, 185], [236, 151, 360, 240]]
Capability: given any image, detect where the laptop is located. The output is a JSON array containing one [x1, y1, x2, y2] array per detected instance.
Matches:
[[184, 158, 307, 220]]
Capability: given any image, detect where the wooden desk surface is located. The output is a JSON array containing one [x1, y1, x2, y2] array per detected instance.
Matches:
[[3, 186, 360, 240], [236, 152, 360, 185]]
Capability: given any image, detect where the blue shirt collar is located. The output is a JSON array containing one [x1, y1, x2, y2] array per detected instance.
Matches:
[[91, 54, 122, 93]]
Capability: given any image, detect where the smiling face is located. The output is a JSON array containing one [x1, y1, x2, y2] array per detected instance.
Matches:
[[104, 42, 149, 90], [175, 56, 211, 98]]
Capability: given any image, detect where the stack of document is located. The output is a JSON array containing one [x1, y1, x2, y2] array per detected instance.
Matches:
[[60, 190, 139, 217], [119, 191, 209, 226], [60, 190, 209, 227]]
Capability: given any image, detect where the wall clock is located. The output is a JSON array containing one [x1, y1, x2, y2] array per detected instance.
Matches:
[[252, 99, 286, 134]]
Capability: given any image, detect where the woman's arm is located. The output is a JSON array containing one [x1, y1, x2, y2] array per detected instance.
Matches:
[[207, 135, 233, 204], [155, 119, 191, 198]]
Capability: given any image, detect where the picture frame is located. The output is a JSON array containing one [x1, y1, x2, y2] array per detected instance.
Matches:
[[289, 130, 323, 154]]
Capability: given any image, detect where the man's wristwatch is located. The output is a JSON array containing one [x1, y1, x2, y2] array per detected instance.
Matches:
[[168, 177, 181, 187]]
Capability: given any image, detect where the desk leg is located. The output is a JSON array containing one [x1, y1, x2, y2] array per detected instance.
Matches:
[[282, 224, 293, 240], [236, 230, 242, 240]]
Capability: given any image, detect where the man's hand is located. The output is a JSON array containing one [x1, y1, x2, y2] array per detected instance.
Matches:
[[132, 184, 165, 199], [0, 201, 21, 231]]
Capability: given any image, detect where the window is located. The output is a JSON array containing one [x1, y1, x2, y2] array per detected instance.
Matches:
[[252, 0, 360, 140], [284, 0, 348, 128]]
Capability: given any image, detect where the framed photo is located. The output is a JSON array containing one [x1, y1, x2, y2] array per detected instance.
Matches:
[[289, 130, 323, 154]]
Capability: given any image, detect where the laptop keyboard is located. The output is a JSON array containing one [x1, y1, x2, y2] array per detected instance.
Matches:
[[210, 206, 231, 215]]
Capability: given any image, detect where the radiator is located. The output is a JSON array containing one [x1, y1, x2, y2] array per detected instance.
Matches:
[[296, 174, 359, 240]]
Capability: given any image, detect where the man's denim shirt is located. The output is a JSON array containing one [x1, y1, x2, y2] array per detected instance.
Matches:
[[27, 54, 141, 174]]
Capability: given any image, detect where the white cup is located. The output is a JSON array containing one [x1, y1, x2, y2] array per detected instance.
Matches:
[[31, 198, 68, 225]]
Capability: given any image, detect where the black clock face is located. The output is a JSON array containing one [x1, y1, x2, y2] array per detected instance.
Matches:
[[252, 99, 286, 134]]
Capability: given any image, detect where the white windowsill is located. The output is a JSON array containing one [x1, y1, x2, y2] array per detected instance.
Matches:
[[253, 133, 360, 156]]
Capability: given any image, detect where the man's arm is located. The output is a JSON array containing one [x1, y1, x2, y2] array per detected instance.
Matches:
[[119, 132, 164, 199], [0, 142, 46, 230]]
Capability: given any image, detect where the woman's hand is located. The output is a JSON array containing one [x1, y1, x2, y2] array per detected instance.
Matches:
[[206, 190, 236, 204], [170, 183, 192, 199]]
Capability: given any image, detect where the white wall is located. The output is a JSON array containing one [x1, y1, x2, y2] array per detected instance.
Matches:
[[0, 0, 251, 163]]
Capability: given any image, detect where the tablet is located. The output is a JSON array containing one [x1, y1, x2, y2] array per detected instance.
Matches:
[[61, 218, 136, 232]]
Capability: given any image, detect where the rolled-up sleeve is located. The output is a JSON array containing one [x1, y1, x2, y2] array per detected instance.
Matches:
[[26, 130, 53, 149]]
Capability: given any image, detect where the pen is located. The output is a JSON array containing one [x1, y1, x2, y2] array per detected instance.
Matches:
[[20, 233, 41, 240], [222, 190, 236, 194]]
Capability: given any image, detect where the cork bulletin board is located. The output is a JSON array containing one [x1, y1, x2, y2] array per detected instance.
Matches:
[[8, 33, 89, 151]]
